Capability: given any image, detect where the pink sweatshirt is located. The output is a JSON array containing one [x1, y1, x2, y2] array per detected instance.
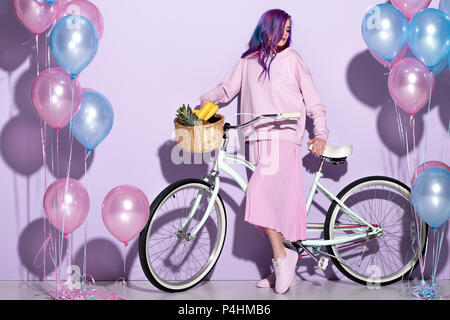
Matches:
[[199, 47, 329, 145]]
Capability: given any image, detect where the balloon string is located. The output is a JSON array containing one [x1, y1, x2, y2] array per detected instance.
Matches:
[[446, 120, 450, 163], [81, 149, 87, 293], [403, 117, 426, 281], [422, 76, 432, 172], [35, 34, 39, 76], [56, 130, 59, 178], [409, 115, 426, 280], [391, 99, 426, 283], [81, 149, 91, 293], [46, 29, 49, 70], [85, 150, 91, 161], [389, 65, 407, 151], [394, 101, 406, 149], [59, 80, 77, 295], [65, 82, 75, 180], [123, 244, 127, 298], [39, 120, 48, 278], [48, 125, 59, 296], [432, 222, 446, 286], [33, 233, 57, 273], [402, 113, 412, 182], [57, 128, 65, 280], [411, 116, 417, 181]]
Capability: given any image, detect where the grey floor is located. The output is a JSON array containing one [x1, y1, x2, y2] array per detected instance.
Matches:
[[1, 280, 449, 300]]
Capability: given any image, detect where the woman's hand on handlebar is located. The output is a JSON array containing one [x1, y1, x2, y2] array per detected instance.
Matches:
[[307, 138, 326, 156]]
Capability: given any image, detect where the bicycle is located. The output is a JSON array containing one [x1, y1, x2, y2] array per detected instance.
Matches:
[[139, 112, 428, 292]]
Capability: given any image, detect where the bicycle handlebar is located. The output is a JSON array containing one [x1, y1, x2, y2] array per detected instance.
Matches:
[[224, 112, 301, 131]]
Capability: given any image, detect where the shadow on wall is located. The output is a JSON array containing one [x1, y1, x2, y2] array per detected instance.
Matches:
[[73, 238, 124, 281], [346, 49, 450, 158], [18, 218, 68, 280], [157, 140, 210, 184], [0, 1, 32, 73]]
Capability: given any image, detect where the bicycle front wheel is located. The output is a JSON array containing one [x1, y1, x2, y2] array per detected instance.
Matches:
[[324, 176, 428, 286], [139, 178, 227, 292]]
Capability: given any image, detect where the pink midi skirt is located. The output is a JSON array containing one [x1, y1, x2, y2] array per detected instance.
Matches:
[[244, 139, 307, 242]]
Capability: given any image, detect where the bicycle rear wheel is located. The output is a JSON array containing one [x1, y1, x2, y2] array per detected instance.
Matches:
[[139, 178, 227, 292], [324, 176, 428, 286]]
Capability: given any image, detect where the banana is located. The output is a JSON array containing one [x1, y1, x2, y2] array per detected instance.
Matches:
[[197, 101, 215, 120], [203, 103, 219, 121]]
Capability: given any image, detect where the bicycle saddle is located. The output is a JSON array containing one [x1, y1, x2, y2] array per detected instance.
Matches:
[[308, 144, 353, 164]]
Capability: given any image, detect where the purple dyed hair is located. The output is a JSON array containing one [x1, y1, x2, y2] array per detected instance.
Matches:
[[241, 9, 292, 80]]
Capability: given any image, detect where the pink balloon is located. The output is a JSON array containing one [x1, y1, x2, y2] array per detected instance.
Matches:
[[392, 0, 431, 20], [412, 161, 449, 184], [12, 0, 67, 35], [44, 178, 90, 236], [102, 185, 150, 245], [31, 67, 82, 130], [388, 57, 435, 116], [56, 0, 104, 39], [370, 42, 410, 69]]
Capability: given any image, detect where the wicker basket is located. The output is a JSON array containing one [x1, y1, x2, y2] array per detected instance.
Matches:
[[174, 113, 224, 153]]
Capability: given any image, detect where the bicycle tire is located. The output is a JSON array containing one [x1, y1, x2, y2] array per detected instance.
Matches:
[[138, 178, 227, 292], [324, 176, 428, 286]]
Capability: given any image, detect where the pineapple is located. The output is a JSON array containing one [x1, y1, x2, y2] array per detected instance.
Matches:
[[176, 104, 208, 126]]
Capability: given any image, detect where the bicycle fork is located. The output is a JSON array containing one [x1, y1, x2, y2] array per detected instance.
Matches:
[[177, 173, 220, 241]]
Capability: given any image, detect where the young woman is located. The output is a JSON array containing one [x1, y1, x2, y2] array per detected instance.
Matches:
[[199, 9, 329, 294]]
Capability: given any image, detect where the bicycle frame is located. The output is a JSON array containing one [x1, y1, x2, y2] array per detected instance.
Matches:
[[181, 140, 382, 248]]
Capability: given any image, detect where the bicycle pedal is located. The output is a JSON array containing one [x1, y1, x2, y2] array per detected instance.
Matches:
[[317, 256, 329, 270]]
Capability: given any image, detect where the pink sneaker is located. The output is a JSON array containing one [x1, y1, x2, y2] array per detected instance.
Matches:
[[273, 248, 298, 294], [255, 271, 297, 288]]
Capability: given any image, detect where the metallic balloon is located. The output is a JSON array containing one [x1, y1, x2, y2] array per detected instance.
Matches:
[[56, 0, 104, 39], [31, 67, 82, 129], [49, 14, 99, 77], [102, 185, 150, 245], [70, 90, 114, 151], [411, 161, 450, 184], [12, 0, 64, 35], [44, 178, 90, 236], [388, 57, 434, 115], [392, 0, 431, 20], [412, 168, 450, 229], [362, 4, 408, 62], [408, 8, 450, 69]]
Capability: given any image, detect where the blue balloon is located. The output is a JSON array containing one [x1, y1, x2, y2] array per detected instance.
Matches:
[[440, 0, 450, 18], [362, 4, 408, 62], [408, 9, 450, 69], [45, 0, 56, 6], [50, 15, 99, 77], [71, 90, 114, 151], [412, 168, 450, 229]]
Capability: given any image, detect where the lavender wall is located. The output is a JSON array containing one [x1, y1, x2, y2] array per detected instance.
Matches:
[[0, 0, 448, 283]]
